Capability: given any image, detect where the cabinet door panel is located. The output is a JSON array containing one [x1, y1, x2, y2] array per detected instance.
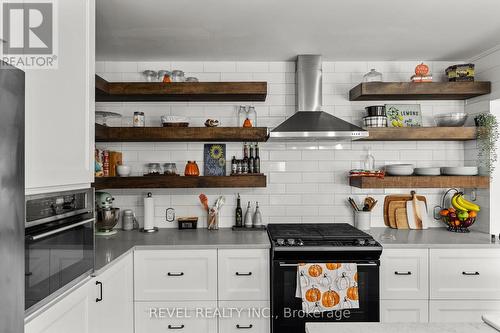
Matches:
[[219, 301, 270, 333], [430, 300, 500, 322], [380, 300, 428, 323]]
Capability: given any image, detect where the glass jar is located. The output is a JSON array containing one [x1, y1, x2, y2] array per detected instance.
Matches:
[[184, 161, 200, 176], [163, 163, 178, 175], [363, 69, 383, 82], [147, 163, 162, 175], [237, 105, 247, 127], [171, 70, 185, 82], [133, 112, 145, 127], [247, 106, 257, 127], [142, 70, 157, 82]]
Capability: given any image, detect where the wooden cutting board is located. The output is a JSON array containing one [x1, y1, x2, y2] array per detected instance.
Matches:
[[388, 201, 406, 228], [395, 207, 409, 229], [384, 195, 427, 227]]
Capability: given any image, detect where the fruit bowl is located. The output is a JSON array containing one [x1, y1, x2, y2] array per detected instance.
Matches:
[[439, 211, 476, 233], [435, 189, 480, 233]]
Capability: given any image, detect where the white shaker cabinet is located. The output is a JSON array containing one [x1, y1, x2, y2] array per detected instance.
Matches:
[[380, 300, 429, 323], [25, 0, 95, 194], [89, 252, 134, 333]]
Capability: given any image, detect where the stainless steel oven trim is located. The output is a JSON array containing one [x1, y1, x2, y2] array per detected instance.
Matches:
[[273, 246, 382, 252], [27, 218, 95, 241], [278, 262, 379, 267], [25, 209, 92, 228]]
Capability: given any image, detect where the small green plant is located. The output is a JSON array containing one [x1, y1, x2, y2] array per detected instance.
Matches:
[[475, 113, 499, 177]]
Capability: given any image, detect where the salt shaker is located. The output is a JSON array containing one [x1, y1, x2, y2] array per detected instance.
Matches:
[[244, 201, 253, 228]]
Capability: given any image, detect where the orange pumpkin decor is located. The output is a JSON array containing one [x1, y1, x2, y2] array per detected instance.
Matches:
[[326, 263, 342, 270], [347, 286, 359, 301], [415, 63, 430, 76], [243, 118, 253, 128], [184, 161, 200, 176], [305, 287, 321, 302], [322, 290, 340, 308], [308, 264, 323, 277], [354, 272, 358, 283]]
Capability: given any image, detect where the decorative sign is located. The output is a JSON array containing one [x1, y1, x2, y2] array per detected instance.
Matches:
[[385, 104, 422, 127]]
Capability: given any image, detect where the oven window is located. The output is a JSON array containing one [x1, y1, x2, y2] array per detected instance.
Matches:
[[25, 221, 93, 310]]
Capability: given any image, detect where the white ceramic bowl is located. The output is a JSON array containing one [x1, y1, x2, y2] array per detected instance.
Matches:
[[414, 167, 441, 176], [385, 164, 414, 176], [440, 167, 478, 176], [116, 165, 131, 177]]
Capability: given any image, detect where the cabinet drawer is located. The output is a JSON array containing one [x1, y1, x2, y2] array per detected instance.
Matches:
[[218, 249, 269, 301], [135, 301, 217, 333], [380, 249, 428, 300], [219, 301, 270, 333], [134, 250, 217, 301], [430, 249, 500, 299], [430, 300, 500, 322], [380, 300, 428, 323]]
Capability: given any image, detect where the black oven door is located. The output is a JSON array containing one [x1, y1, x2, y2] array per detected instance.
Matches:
[[271, 259, 379, 333], [25, 217, 94, 311]]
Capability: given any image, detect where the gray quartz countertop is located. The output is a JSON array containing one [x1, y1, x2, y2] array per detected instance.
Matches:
[[367, 227, 499, 249], [94, 228, 270, 274], [306, 322, 498, 333]]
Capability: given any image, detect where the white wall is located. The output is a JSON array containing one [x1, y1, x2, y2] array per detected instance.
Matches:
[[96, 60, 474, 230]]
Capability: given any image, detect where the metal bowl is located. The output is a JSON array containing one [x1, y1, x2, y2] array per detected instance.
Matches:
[[434, 113, 468, 127], [96, 208, 120, 231]]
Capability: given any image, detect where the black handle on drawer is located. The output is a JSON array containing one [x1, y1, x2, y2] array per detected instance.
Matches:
[[236, 324, 253, 329], [168, 324, 185, 329], [167, 272, 185, 277], [394, 271, 412, 275], [462, 271, 480, 276], [95, 281, 103, 302], [235, 272, 253, 276]]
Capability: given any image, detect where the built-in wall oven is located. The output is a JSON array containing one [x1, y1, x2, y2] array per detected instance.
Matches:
[[25, 189, 94, 314], [268, 223, 382, 333]]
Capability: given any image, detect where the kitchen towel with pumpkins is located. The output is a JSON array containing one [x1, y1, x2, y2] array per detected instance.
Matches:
[[296, 263, 359, 313]]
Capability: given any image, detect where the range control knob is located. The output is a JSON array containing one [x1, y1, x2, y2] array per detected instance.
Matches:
[[356, 239, 366, 246], [276, 238, 285, 246], [368, 239, 377, 246], [297, 239, 304, 246], [287, 238, 296, 246]]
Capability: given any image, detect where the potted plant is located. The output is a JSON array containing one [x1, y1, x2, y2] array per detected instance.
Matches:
[[474, 113, 499, 176]]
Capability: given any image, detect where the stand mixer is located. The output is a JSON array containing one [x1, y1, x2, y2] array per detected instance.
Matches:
[[95, 191, 120, 236]]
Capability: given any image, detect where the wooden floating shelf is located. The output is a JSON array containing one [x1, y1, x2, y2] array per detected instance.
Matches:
[[349, 82, 491, 101], [94, 175, 267, 190], [349, 176, 489, 189], [95, 124, 269, 142], [95, 75, 267, 102], [360, 127, 477, 141]]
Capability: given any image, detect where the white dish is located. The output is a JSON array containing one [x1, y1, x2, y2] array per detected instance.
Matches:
[[386, 169, 414, 176], [414, 167, 441, 176], [385, 164, 414, 176], [117, 165, 131, 177], [161, 115, 189, 123], [440, 167, 478, 176]]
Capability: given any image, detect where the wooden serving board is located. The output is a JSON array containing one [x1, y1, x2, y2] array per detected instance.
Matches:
[[388, 201, 406, 228], [384, 195, 427, 228]]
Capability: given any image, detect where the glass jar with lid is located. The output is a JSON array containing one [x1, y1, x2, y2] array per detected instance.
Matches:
[[146, 163, 162, 175], [247, 106, 257, 127], [363, 69, 383, 82], [171, 70, 185, 82], [237, 105, 247, 127], [163, 163, 178, 176]]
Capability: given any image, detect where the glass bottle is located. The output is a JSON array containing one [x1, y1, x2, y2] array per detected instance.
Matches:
[[364, 149, 375, 170], [244, 202, 253, 228], [237, 105, 247, 127], [254, 144, 261, 174], [231, 156, 237, 175], [249, 145, 255, 174], [242, 143, 249, 174], [247, 106, 257, 127], [235, 194, 243, 227], [253, 202, 262, 227], [363, 69, 383, 82]]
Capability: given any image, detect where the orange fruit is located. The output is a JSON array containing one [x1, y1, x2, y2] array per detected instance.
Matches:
[[468, 211, 477, 218], [440, 209, 450, 216]]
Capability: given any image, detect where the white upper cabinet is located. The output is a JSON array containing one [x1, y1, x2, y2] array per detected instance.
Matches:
[[25, 0, 95, 194]]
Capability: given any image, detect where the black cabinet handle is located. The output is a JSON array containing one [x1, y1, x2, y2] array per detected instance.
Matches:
[[394, 271, 412, 275], [235, 272, 252, 276], [236, 324, 253, 329], [168, 324, 185, 329], [167, 272, 184, 277], [95, 281, 103, 302], [462, 271, 480, 276]]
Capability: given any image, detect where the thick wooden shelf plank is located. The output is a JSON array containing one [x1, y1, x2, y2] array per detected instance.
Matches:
[[359, 127, 477, 141], [349, 176, 489, 189], [349, 82, 491, 101], [95, 75, 267, 102], [94, 175, 267, 190], [95, 124, 269, 142]]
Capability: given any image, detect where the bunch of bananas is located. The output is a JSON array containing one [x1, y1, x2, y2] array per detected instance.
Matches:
[[451, 193, 480, 212]]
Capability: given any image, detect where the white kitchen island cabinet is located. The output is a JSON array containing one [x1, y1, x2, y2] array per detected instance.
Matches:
[[25, 0, 95, 194]]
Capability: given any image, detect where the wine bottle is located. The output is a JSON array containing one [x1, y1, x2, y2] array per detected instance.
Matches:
[[231, 156, 237, 175], [235, 194, 243, 227], [254, 144, 261, 174], [249, 144, 255, 174]]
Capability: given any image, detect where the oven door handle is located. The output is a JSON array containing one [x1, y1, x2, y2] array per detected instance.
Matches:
[[278, 262, 378, 267], [28, 218, 95, 241]]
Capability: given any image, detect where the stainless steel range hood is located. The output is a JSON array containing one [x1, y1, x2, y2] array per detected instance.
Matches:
[[269, 55, 368, 141]]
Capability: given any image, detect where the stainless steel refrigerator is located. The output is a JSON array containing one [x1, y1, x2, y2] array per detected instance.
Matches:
[[0, 61, 25, 333]]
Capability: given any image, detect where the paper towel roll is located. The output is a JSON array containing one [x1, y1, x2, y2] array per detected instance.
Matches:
[[143, 192, 154, 230]]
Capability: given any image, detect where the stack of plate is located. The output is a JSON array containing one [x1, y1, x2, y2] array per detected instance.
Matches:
[[385, 164, 414, 176], [414, 167, 441, 176], [441, 167, 478, 176]]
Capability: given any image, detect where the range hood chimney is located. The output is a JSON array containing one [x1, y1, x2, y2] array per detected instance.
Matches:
[[269, 55, 368, 141]]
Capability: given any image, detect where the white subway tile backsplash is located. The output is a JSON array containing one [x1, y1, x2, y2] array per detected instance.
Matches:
[[236, 62, 269, 73], [105, 61, 138, 73], [203, 62, 236, 72]]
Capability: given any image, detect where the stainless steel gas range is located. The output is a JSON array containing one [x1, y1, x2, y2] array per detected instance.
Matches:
[[267, 223, 383, 333]]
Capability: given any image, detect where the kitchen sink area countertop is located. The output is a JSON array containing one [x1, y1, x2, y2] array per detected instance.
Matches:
[[305, 322, 498, 333], [367, 227, 499, 249], [94, 228, 270, 274]]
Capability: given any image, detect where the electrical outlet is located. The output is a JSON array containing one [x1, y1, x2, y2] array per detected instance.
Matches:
[[166, 208, 175, 222]]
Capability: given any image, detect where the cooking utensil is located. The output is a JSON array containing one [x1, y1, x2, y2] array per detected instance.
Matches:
[[388, 201, 406, 228], [384, 194, 427, 227], [411, 190, 423, 229], [199, 193, 209, 211], [434, 113, 468, 127], [348, 197, 360, 211]]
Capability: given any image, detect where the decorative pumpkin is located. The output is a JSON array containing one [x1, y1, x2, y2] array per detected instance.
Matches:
[[184, 161, 200, 176], [308, 264, 323, 277], [320, 273, 333, 288], [305, 287, 321, 302], [335, 272, 350, 290], [243, 118, 253, 128], [415, 63, 430, 76], [354, 272, 358, 283], [326, 263, 342, 270], [341, 297, 353, 309], [321, 289, 340, 308], [347, 286, 359, 301], [299, 272, 310, 288]]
